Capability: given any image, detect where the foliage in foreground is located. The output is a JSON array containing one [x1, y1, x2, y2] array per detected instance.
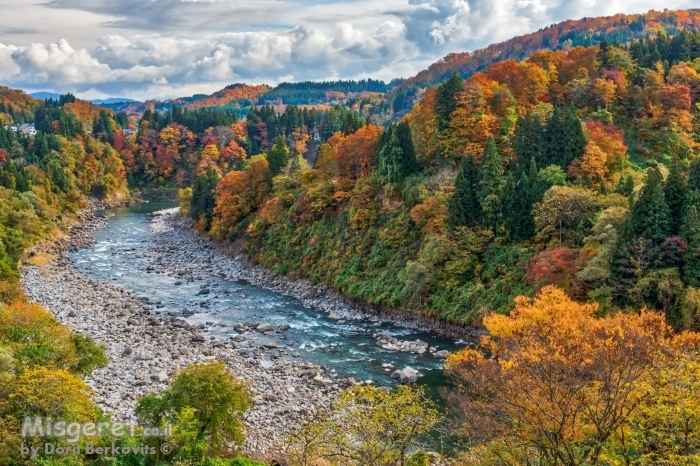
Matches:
[[447, 286, 700, 465], [135, 360, 252, 463], [285, 385, 441, 466]]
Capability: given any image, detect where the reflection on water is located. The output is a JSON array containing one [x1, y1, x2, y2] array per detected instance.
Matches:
[[72, 202, 460, 398]]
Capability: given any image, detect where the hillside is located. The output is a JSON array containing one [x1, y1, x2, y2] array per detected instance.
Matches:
[[388, 8, 700, 115], [134, 24, 700, 333]]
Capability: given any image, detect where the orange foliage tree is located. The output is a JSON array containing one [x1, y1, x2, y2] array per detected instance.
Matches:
[[334, 125, 381, 187], [212, 171, 249, 239], [446, 286, 700, 465]]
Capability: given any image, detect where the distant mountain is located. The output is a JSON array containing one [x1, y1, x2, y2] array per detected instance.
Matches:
[[91, 98, 138, 105], [95, 80, 394, 119], [180, 79, 393, 113], [30, 92, 61, 100], [30, 92, 138, 106]]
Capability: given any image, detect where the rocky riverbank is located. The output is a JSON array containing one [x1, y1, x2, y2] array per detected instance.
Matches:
[[150, 209, 480, 340], [21, 209, 348, 456]]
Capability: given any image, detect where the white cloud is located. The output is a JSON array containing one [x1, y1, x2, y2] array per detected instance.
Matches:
[[0, 0, 693, 99]]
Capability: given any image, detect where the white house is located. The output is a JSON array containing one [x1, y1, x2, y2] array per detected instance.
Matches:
[[3, 123, 36, 135], [19, 123, 36, 135]]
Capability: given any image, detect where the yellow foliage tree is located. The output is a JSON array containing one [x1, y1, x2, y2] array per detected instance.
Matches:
[[567, 141, 608, 185], [286, 385, 440, 466], [447, 286, 700, 466]]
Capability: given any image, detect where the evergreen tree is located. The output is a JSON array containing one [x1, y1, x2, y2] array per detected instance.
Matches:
[[622, 167, 672, 245], [501, 172, 518, 238], [512, 112, 545, 174], [379, 122, 418, 184], [447, 155, 480, 229], [688, 158, 700, 191], [597, 41, 615, 69], [683, 189, 700, 222], [682, 205, 700, 286], [7, 162, 30, 192], [528, 157, 538, 182], [101, 111, 114, 144], [190, 169, 220, 226], [434, 73, 463, 131], [615, 174, 635, 196], [664, 157, 687, 233], [546, 106, 585, 170], [266, 135, 289, 176], [513, 171, 536, 240], [35, 134, 50, 159], [478, 136, 504, 232]]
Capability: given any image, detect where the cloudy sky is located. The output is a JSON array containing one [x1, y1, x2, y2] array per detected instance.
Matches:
[[0, 0, 695, 100]]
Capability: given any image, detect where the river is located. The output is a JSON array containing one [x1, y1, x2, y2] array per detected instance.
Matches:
[[69, 202, 462, 398]]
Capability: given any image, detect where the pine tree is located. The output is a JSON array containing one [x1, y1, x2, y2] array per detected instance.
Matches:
[[664, 157, 687, 233], [623, 167, 672, 245], [682, 205, 700, 286], [395, 121, 417, 176], [434, 73, 463, 131], [379, 122, 418, 183], [597, 41, 615, 69], [35, 134, 50, 159], [513, 112, 545, 174], [683, 189, 700, 221], [478, 136, 504, 232], [546, 106, 585, 170], [266, 135, 289, 176], [615, 174, 635, 196], [514, 171, 535, 240], [447, 155, 480, 229], [190, 169, 220, 225], [688, 158, 700, 191], [544, 106, 563, 168], [501, 172, 517, 238]]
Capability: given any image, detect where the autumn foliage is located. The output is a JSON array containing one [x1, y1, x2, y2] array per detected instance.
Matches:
[[447, 286, 700, 465]]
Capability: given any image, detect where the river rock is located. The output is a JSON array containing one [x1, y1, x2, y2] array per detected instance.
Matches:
[[21, 205, 464, 458]]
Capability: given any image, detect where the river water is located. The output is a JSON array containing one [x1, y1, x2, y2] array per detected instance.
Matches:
[[69, 202, 462, 397]]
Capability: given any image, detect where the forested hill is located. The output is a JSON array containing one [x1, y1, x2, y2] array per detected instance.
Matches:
[[102, 79, 393, 117], [388, 8, 700, 115]]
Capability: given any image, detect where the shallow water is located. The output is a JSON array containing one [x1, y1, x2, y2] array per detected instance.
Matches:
[[70, 202, 461, 397]]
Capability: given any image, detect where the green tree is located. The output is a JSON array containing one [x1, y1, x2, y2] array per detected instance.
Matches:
[[379, 122, 418, 184], [545, 106, 585, 170], [665, 157, 687, 233], [266, 135, 289, 176], [190, 169, 220, 227], [501, 172, 517, 238], [447, 154, 480, 229], [682, 205, 700, 286], [622, 167, 672, 245], [512, 112, 545, 174], [478, 136, 504, 231], [136, 361, 251, 462], [286, 385, 440, 466], [513, 171, 536, 240], [434, 72, 463, 130], [615, 174, 635, 196], [689, 158, 700, 192], [533, 186, 597, 246], [683, 189, 700, 223]]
